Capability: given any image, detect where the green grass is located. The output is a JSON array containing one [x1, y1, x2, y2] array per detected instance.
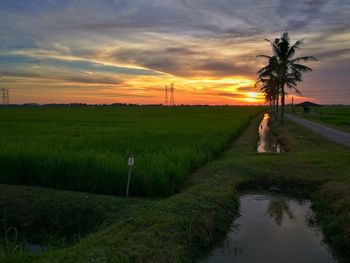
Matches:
[[15, 113, 346, 263], [0, 185, 152, 263], [1, 110, 349, 262], [0, 106, 262, 197], [0, 184, 151, 244], [288, 105, 350, 131]]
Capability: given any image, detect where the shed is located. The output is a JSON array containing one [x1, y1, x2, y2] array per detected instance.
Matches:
[[296, 101, 321, 114]]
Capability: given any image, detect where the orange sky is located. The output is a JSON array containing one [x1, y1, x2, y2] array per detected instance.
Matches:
[[1, 1, 349, 105]]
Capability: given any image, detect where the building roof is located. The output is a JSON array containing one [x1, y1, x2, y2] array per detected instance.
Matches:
[[296, 101, 321, 107]]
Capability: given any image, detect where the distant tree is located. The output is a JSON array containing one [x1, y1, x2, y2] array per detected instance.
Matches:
[[257, 32, 316, 124]]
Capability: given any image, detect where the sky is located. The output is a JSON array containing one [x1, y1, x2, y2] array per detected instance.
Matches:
[[1, 0, 350, 105]]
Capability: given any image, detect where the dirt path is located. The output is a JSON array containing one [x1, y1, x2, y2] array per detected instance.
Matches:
[[286, 114, 350, 147]]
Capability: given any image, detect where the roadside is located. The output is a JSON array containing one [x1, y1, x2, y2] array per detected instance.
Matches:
[[286, 113, 350, 146], [287, 106, 350, 133]]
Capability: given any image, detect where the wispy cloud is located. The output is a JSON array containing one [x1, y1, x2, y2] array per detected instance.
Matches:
[[1, 0, 350, 104]]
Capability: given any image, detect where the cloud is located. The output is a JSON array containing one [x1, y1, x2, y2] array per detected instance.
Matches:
[[112, 46, 255, 77], [236, 86, 256, 92], [311, 48, 350, 61], [196, 61, 255, 77], [1, 70, 124, 86], [1, 0, 350, 104]]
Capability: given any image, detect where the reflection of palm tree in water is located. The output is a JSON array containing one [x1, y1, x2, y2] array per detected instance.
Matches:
[[267, 198, 294, 226]]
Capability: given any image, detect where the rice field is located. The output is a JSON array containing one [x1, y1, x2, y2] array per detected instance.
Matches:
[[302, 106, 350, 131], [288, 105, 350, 131], [0, 106, 262, 197]]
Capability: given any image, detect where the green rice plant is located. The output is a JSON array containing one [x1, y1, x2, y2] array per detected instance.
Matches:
[[0, 106, 262, 196]]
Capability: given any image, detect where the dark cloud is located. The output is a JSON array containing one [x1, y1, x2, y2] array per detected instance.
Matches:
[[64, 75, 122, 85], [312, 48, 350, 61], [3, 0, 349, 41], [113, 47, 255, 77], [196, 61, 255, 76], [1, 71, 41, 78], [2, 70, 123, 85]]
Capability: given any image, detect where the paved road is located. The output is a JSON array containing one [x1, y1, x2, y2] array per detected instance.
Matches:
[[286, 114, 350, 147]]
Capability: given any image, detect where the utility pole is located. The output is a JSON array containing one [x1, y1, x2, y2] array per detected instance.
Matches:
[[292, 97, 294, 113]]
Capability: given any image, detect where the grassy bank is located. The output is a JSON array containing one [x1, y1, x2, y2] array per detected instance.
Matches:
[[0, 185, 152, 262], [0, 185, 151, 243], [0, 106, 261, 197], [288, 105, 350, 132], [1, 112, 349, 262]]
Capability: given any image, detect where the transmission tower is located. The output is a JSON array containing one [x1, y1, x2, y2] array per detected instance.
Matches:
[[164, 85, 168, 106], [1, 75, 9, 105], [1, 88, 9, 105], [163, 83, 175, 106], [169, 83, 175, 106]]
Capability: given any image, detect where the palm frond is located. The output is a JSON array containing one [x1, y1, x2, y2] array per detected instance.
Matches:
[[256, 55, 271, 59], [264, 38, 279, 51], [291, 64, 313, 73], [291, 40, 304, 50], [291, 56, 317, 63], [281, 32, 289, 42], [286, 83, 302, 95]]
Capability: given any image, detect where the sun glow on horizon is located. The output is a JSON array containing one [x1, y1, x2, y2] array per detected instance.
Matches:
[[247, 92, 257, 98]]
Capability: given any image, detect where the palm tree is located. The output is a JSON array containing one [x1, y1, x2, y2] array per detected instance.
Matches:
[[258, 75, 279, 115], [257, 32, 316, 124], [256, 56, 280, 119]]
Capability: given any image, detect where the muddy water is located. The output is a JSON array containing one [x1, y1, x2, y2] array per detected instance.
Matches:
[[257, 113, 283, 153], [198, 194, 336, 263]]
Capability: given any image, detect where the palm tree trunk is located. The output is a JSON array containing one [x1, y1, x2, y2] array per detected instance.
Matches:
[[269, 98, 273, 113], [280, 84, 285, 125], [275, 93, 279, 120]]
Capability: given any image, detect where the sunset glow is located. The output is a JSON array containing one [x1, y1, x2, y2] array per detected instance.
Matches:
[[1, 1, 350, 105]]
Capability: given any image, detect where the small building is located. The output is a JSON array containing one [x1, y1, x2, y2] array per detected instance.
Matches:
[[296, 101, 321, 114]]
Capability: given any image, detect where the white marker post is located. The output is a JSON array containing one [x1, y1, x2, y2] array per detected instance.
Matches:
[[126, 156, 134, 197]]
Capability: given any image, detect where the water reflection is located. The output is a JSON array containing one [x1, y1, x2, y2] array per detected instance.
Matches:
[[267, 198, 294, 226], [257, 113, 284, 153], [198, 194, 336, 263]]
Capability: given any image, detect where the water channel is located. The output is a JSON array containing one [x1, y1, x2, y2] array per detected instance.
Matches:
[[198, 114, 336, 262], [198, 194, 336, 263], [257, 113, 283, 153]]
